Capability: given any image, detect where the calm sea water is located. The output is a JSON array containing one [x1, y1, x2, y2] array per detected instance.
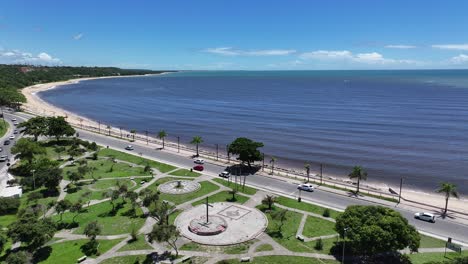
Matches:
[[40, 70, 468, 194]]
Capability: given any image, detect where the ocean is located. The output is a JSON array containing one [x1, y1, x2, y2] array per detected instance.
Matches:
[[39, 70, 468, 194]]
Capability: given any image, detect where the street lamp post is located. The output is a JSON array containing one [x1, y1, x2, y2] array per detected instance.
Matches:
[[216, 144, 219, 161], [342, 227, 349, 264], [177, 136, 180, 153]]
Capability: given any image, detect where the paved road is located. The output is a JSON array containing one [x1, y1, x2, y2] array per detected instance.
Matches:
[[5, 111, 468, 246]]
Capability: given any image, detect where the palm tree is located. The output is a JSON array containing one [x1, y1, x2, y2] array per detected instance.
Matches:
[[437, 182, 459, 216], [158, 130, 167, 149], [304, 163, 311, 183], [106, 125, 111, 136], [190, 136, 203, 157], [130, 129, 136, 141], [262, 195, 276, 211], [270, 157, 276, 175], [348, 166, 367, 194]]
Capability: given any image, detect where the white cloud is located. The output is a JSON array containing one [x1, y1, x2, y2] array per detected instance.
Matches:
[[385, 45, 416, 49], [449, 54, 468, 64], [299, 50, 353, 60], [299, 50, 418, 66], [73, 33, 84, 40], [203, 47, 296, 56], [432, 44, 468, 51], [0, 49, 61, 65]]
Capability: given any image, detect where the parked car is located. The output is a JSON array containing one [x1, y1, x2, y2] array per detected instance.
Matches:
[[3, 140, 10, 145], [194, 158, 205, 164], [0, 147, 3, 152], [297, 183, 314, 192], [13, 122, 19, 126], [11, 118, 16, 122], [414, 212, 436, 223], [0, 155, 7, 162], [219, 171, 230, 178], [125, 145, 134, 151], [13, 130, 18, 134], [8, 135, 15, 140], [193, 165, 204, 171]]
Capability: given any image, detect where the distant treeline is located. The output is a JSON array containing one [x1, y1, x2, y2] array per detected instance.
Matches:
[[0, 64, 169, 89]]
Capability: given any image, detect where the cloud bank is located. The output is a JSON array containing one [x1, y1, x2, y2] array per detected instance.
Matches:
[[203, 47, 296, 56], [0, 49, 61, 65]]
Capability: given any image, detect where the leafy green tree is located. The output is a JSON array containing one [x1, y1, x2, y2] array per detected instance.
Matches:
[[70, 201, 83, 224], [0, 234, 6, 255], [84, 221, 101, 241], [46, 116, 75, 141], [127, 191, 139, 216], [335, 205, 420, 256], [37, 166, 63, 193], [10, 138, 46, 164], [139, 189, 160, 207], [67, 171, 83, 183], [17, 116, 48, 141], [67, 146, 83, 160], [0, 197, 20, 215], [437, 182, 459, 216], [158, 130, 167, 149], [0, 87, 26, 110], [190, 136, 203, 157], [5, 250, 31, 264], [262, 195, 276, 211], [130, 129, 136, 141], [55, 200, 72, 222], [103, 189, 120, 212], [7, 213, 56, 251], [149, 201, 175, 225], [228, 137, 264, 168], [54, 145, 66, 160], [147, 223, 181, 257], [348, 166, 368, 193]]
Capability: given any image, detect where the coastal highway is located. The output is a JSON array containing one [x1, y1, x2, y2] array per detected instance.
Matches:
[[4, 112, 468, 246]]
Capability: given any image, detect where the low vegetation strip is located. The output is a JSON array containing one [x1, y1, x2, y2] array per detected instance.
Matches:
[[0, 120, 8, 138], [275, 196, 341, 219], [159, 181, 220, 205], [213, 178, 257, 195], [302, 216, 337, 238], [169, 168, 201, 177], [98, 148, 176, 173], [191, 190, 249, 206]]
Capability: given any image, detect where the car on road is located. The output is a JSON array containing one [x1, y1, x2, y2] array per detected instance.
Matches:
[[414, 212, 436, 223], [193, 165, 204, 171], [11, 118, 16, 122], [8, 135, 15, 140], [13, 130, 18, 134], [13, 122, 19, 126], [194, 158, 205, 164], [298, 183, 314, 192], [0, 147, 2, 152], [3, 140, 10, 145], [0, 155, 7, 162], [125, 145, 134, 150], [219, 171, 230, 178]]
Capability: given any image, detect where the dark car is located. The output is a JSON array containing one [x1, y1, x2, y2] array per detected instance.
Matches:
[[193, 165, 204, 171], [3, 140, 10, 145]]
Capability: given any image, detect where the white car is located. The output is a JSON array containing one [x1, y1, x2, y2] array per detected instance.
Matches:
[[13, 130, 18, 134], [13, 122, 19, 126], [414, 212, 436, 223], [194, 158, 205, 164], [219, 171, 230, 178], [8, 135, 15, 140], [125, 145, 134, 151], [11, 118, 16, 122], [0, 155, 7, 162], [298, 183, 314, 192]]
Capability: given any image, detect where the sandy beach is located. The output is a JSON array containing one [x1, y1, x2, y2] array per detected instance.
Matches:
[[20, 76, 468, 214]]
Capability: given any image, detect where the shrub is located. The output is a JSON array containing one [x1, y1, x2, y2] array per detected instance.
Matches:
[[92, 153, 98, 160], [144, 165, 151, 173], [323, 208, 330, 217], [0, 197, 20, 215], [314, 238, 324, 250]]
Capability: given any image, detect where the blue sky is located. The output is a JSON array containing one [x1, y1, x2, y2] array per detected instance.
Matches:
[[1, 0, 468, 70]]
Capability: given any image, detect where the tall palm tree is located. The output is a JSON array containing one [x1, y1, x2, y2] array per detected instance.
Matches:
[[158, 130, 167, 149], [437, 182, 459, 216], [190, 136, 203, 157], [270, 157, 276, 175], [130, 129, 136, 141], [304, 163, 311, 183], [348, 166, 367, 194]]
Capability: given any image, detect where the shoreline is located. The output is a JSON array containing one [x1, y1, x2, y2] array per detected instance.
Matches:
[[20, 76, 467, 213]]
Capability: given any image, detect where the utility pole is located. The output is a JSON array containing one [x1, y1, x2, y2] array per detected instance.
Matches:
[[177, 136, 180, 153], [398, 177, 403, 203], [145, 131, 148, 145], [216, 144, 219, 161], [119, 127, 122, 138], [205, 197, 213, 223], [98, 121, 101, 134], [342, 227, 348, 264], [262, 153, 265, 172], [227, 144, 230, 163]]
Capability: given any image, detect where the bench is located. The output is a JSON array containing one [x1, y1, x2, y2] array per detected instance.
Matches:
[[296, 235, 304, 241], [240, 257, 251, 262], [77, 256, 87, 263], [181, 256, 191, 262]]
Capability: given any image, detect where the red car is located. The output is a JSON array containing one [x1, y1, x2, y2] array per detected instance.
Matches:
[[193, 165, 204, 171]]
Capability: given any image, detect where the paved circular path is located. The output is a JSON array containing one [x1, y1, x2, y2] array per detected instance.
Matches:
[[158, 180, 201, 194], [176, 202, 268, 245]]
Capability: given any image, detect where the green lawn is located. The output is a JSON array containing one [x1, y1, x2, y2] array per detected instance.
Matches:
[[37, 239, 121, 263], [213, 178, 257, 195], [181, 240, 256, 254], [302, 216, 337, 238], [169, 168, 201, 177], [62, 157, 150, 180], [419, 234, 447, 248], [53, 201, 146, 235], [191, 191, 249, 206], [98, 148, 176, 173], [65, 179, 137, 204], [259, 205, 338, 254], [159, 181, 220, 205], [255, 244, 274, 252], [118, 235, 153, 251], [0, 120, 9, 138], [169, 209, 182, 225], [275, 196, 341, 219], [100, 255, 151, 264], [409, 251, 468, 264], [19, 188, 58, 211], [0, 214, 17, 228], [218, 256, 339, 264]]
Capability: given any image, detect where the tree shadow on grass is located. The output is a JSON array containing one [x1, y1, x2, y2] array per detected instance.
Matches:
[[56, 221, 79, 230], [33, 246, 52, 263], [80, 240, 99, 256]]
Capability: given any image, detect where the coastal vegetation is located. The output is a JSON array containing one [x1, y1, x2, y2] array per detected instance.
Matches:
[[348, 166, 368, 194], [0, 119, 8, 138], [437, 182, 459, 216]]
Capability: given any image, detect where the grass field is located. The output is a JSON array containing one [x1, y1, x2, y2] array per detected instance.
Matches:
[[0, 121, 8, 138], [54, 201, 146, 235], [169, 168, 201, 177], [100, 255, 151, 264], [218, 256, 339, 264], [255, 244, 274, 252], [275, 196, 341, 219], [213, 178, 257, 195], [65, 179, 138, 203], [409, 251, 467, 264], [169, 209, 182, 225], [191, 190, 249, 206], [98, 148, 176, 173], [302, 216, 337, 238], [118, 235, 153, 251], [37, 239, 122, 263], [62, 158, 151, 180], [419, 234, 447, 248], [159, 181, 220, 205]]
